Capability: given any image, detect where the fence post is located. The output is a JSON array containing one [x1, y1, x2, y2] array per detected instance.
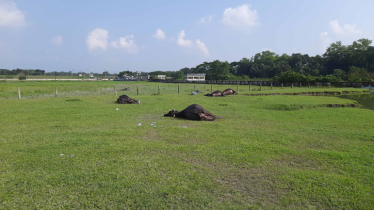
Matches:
[[137, 86, 139, 95], [158, 85, 160, 95], [237, 84, 239, 92], [178, 85, 180, 94], [299, 82, 301, 88], [291, 83, 293, 89], [114, 86, 117, 96], [55, 87, 57, 97], [281, 83, 283, 89], [18, 87, 21, 99], [249, 84, 251, 91]]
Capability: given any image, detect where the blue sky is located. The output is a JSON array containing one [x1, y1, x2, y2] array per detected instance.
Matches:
[[0, 0, 373, 73]]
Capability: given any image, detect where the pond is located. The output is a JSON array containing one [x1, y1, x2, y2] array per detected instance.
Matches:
[[339, 93, 374, 110]]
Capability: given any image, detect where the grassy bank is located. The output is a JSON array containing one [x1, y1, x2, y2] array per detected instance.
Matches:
[[0, 82, 373, 209]]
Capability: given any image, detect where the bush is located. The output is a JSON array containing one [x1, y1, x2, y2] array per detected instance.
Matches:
[[18, 76, 26, 80], [361, 77, 372, 82], [275, 70, 341, 83]]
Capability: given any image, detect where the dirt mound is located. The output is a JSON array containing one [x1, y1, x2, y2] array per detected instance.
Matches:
[[116, 95, 140, 104]]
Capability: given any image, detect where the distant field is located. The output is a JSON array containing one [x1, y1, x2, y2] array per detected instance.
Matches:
[[1, 81, 373, 209], [0, 80, 368, 99], [0, 75, 113, 79], [0, 75, 271, 81]]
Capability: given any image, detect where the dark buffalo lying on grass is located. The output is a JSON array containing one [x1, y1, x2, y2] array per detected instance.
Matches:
[[163, 104, 222, 121], [117, 95, 140, 104], [222, 88, 238, 95], [204, 90, 225, 97]]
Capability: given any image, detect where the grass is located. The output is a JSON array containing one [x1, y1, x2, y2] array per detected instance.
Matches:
[[0, 81, 373, 209], [0, 75, 106, 79], [0, 80, 369, 99], [0, 75, 272, 81]]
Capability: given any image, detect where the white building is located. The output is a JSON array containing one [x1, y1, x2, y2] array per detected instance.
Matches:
[[123, 74, 135, 80], [185, 73, 206, 81], [157, 75, 166, 80]]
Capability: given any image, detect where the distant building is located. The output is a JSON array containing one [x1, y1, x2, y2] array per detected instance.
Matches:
[[157, 75, 166, 80], [137, 75, 150, 81], [134, 71, 150, 81], [185, 73, 206, 81], [122, 74, 135, 80]]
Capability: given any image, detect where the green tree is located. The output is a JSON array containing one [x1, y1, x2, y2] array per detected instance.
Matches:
[[333, 69, 345, 79], [209, 60, 233, 80], [174, 71, 185, 80], [347, 66, 367, 82]]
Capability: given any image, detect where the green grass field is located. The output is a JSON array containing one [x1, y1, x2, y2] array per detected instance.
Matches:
[[0, 80, 369, 99], [1, 81, 373, 209]]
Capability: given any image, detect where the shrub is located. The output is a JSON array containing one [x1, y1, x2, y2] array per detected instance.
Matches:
[[361, 77, 372, 82], [18, 76, 26, 80]]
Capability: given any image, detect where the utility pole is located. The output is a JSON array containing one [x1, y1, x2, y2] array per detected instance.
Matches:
[[55, 71, 56, 81]]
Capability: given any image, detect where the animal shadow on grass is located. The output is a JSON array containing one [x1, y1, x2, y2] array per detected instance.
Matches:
[[66, 98, 82, 101]]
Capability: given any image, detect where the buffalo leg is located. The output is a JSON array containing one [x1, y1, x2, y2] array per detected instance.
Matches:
[[199, 113, 216, 121], [203, 110, 223, 119]]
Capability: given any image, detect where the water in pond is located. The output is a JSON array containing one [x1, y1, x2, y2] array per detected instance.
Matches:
[[339, 93, 374, 110]]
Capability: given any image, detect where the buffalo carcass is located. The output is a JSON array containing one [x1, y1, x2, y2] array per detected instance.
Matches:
[[222, 88, 238, 95], [116, 95, 140, 104], [204, 90, 225, 97], [163, 104, 222, 121]]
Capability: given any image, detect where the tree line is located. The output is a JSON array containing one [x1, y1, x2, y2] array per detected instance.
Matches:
[[0, 68, 45, 76], [177, 38, 374, 82], [2, 38, 373, 82]]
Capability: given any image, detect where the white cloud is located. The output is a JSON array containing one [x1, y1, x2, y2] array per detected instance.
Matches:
[[197, 15, 215, 24], [329, 20, 362, 36], [152, 28, 166, 39], [319, 31, 328, 38], [222, 4, 260, 29], [86, 28, 109, 51], [319, 31, 332, 53], [196, 39, 209, 56], [0, 0, 26, 27], [110, 35, 138, 55], [177, 30, 192, 47], [51, 36, 62, 46]]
